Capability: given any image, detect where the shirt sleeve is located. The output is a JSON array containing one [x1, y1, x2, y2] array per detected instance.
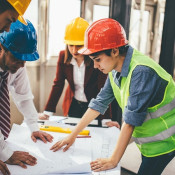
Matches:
[[123, 65, 168, 126], [9, 67, 39, 132], [89, 76, 115, 114], [0, 131, 13, 161]]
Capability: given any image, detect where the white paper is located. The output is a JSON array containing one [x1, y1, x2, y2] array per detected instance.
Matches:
[[5, 124, 120, 175]]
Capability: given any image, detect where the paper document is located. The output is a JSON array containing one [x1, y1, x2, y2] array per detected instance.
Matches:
[[6, 124, 91, 175], [5, 124, 120, 175]]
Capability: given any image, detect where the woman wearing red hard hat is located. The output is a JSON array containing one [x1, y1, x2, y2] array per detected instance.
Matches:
[[51, 18, 175, 175]]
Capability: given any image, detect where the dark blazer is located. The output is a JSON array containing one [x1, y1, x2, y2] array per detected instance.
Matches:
[[45, 50, 112, 118]]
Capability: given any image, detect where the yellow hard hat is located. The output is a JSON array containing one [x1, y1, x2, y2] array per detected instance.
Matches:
[[64, 17, 89, 45], [7, 0, 31, 25]]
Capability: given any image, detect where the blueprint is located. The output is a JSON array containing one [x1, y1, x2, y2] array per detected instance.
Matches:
[[4, 124, 120, 175]]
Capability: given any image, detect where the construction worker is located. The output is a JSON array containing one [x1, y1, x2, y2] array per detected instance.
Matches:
[[50, 18, 175, 175], [39, 17, 115, 127], [0, 19, 53, 174], [0, 0, 31, 33]]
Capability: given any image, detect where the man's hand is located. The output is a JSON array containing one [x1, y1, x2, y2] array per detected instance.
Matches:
[[38, 113, 49, 120], [5, 151, 37, 169], [0, 160, 10, 175], [90, 157, 117, 172], [31, 131, 53, 143], [50, 135, 76, 152]]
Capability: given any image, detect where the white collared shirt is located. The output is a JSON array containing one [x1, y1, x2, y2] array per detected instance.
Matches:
[[43, 57, 88, 116], [0, 67, 38, 161], [70, 57, 87, 102]]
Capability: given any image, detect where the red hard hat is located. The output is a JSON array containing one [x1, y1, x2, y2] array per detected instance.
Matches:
[[78, 18, 128, 55]]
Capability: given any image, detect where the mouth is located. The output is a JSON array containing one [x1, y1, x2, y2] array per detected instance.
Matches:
[[73, 53, 79, 56]]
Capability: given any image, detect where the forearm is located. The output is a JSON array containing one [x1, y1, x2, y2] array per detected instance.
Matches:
[[17, 99, 39, 132], [71, 108, 100, 137], [110, 122, 134, 165], [0, 132, 13, 162]]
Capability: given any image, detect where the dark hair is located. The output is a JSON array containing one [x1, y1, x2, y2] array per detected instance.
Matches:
[[0, 0, 15, 14], [90, 44, 129, 57], [64, 45, 91, 66]]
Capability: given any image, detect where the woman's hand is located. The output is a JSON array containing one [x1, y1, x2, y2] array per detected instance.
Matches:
[[38, 113, 49, 120], [50, 135, 76, 152], [90, 157, 118, 172], [105, 121, 120, 128]]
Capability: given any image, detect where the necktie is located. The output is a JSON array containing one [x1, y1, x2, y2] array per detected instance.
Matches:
[[0, 71, 10, 139]]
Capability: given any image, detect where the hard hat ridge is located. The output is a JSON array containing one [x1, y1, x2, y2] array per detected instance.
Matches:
[[7, 0, 31, 25], [64, 17, 89, 45], [79, 18, 128, 55], [0, 20, 39, 61]]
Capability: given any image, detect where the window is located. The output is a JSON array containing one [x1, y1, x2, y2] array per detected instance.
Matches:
[[47, 0, 81, 58], [129, 9, 151, 55], [93, 5, 109, 21], [23, 0, 38, 32]]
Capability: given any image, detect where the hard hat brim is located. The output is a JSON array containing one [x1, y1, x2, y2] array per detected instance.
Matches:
[[10, 50, 39, 61], [78, 47, 93, 55], [78, 41, 129, 55], [18, 16, 27, 25], [64, 40, 84, 46]]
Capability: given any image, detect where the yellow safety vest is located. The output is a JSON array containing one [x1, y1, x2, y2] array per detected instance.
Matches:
[[109, 49, 175, 157]]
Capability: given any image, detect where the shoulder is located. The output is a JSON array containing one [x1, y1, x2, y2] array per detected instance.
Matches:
[[59, 50, 65, 57], [131, 65, 164, 84], [133, 65, 158, 76], [8, 67, 26, 83], [58, 50, 65, 63]]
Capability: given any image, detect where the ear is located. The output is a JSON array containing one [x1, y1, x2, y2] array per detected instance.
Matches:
[[112, 48, 119, 57], [0, 44, 3, 54], [0, 44, 6, 58]]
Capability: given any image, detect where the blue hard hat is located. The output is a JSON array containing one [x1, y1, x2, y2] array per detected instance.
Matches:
[[0, 19, 39, 61]]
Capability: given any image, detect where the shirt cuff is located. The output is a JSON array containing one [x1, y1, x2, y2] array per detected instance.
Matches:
[[27, 123, 39, 132], [123, 107, 147, 126], [88, 98, 108, 115], [43, 111, 54, 116], [0, 140, 13, 162]]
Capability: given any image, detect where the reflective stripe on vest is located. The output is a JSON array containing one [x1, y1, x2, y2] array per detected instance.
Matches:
[[133, 125, 175, 144], [144, 97, 175, 123]]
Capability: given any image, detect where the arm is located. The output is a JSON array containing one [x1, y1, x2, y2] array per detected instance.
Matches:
[[44, 51, 66, 113], [50, 77, 115, 151], [91, 122, 134, 171], [0, 131, 13, 162], [0, 130, 37, 169], [50, 108, 100, 152], [10, 68, 53, 143]]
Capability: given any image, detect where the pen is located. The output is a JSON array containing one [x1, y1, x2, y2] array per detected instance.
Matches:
[[76, 135, 91, 138]]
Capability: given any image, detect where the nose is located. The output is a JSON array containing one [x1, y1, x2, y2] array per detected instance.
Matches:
[[72, 46, 79, 54], [94, 61, 99, 69]]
